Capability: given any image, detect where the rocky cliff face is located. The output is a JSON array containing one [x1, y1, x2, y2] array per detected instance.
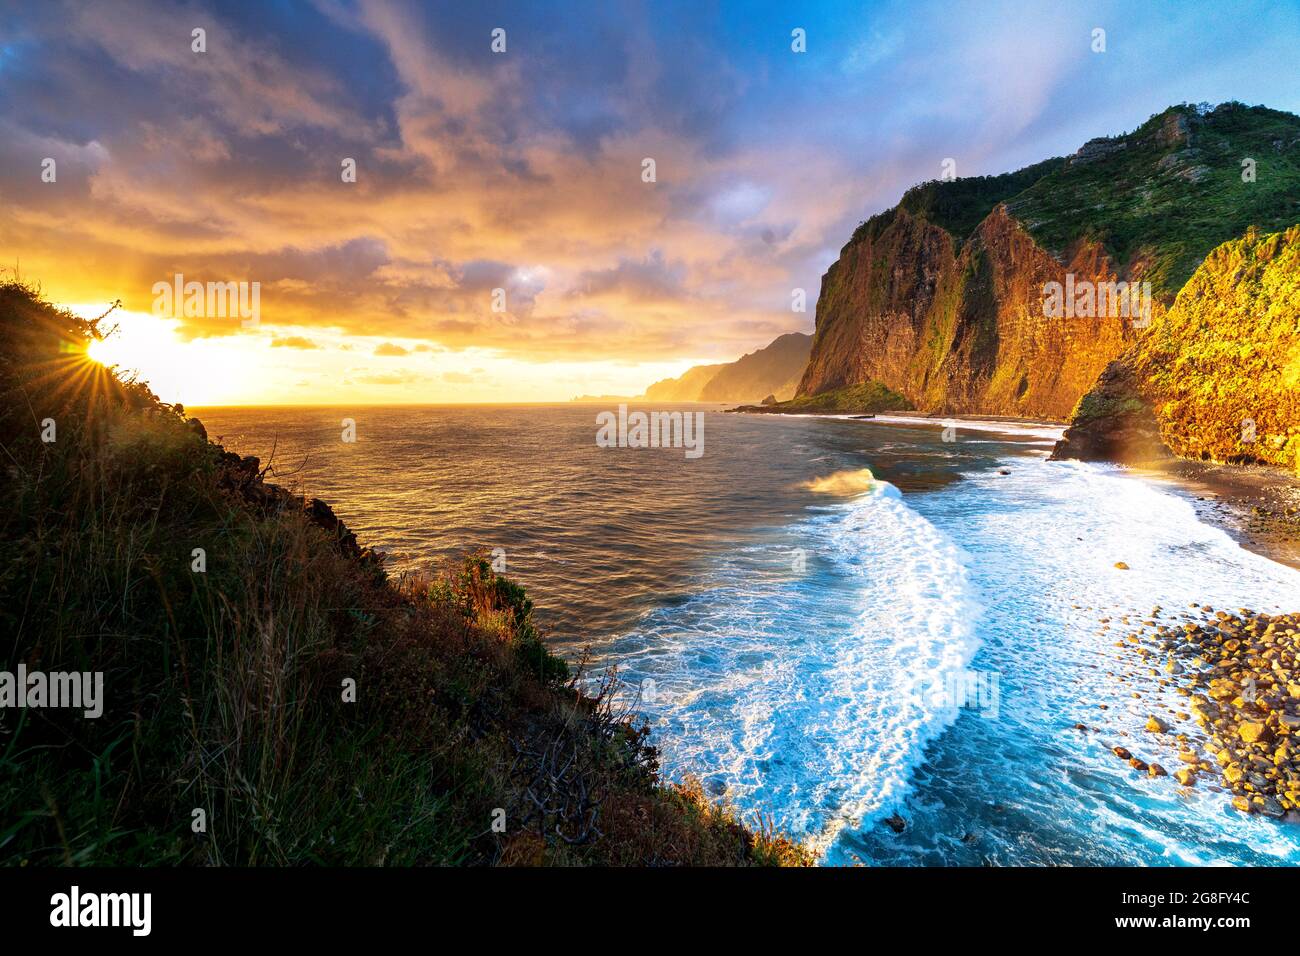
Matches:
[[1054, 226, 1300, 471], [799, 103, 1300, 422], [798, 204, 1144, 420]]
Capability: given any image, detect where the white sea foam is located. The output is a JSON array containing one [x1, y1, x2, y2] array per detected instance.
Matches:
[[889, 456, 1300, 865], [765, 411, 1066, 441], [598, 426, 1300, 865], [866, 414, 1066, 442], [600, 474, 983, 855]]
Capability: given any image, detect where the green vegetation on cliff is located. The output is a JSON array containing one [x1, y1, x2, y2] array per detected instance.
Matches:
[[801, 102, 1300, 425], [852, 103, 1300, 299], [736, 380, 913, 415], [852, 157, 1066, 248], [0, 282, 811, 866], [1055, 226, 1300, 471], [1009, 103, 1300, 298]]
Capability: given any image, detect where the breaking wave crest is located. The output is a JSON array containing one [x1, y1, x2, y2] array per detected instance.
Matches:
[[597, 473, 980, 855]]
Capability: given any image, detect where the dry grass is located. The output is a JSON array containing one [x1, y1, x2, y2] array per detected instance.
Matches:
[[0, 280, 812, 867]]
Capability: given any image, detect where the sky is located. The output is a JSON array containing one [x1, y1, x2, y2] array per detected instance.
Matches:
[[1, 0, 1298, 405]]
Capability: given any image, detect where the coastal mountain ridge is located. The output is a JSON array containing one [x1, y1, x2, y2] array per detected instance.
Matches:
[[796, 102, 1300, 430], [574, 331, 811, 403], [697, 332, 811, 402]]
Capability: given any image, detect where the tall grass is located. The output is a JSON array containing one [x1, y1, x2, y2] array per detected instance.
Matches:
[[0, 280, 811, 866]]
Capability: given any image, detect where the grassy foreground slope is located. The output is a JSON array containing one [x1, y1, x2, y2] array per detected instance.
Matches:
[[0, 282, 810, 866]]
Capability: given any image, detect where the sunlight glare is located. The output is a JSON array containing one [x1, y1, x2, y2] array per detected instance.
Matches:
[[76, 307, 252, 406]]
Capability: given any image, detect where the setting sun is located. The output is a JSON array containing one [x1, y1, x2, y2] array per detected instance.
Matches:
[[79, 307, 252, 406], [70, 303, 706, 407]]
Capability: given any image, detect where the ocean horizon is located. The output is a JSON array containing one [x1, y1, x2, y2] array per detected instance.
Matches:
[[193, 403, 1300, 865]]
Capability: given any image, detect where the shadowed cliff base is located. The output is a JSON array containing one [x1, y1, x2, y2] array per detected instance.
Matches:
[[0, 281, 811, 867], [1050, 361, 1172, 463]]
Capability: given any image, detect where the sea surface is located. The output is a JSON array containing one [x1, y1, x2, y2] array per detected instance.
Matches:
[[194, 403, 1300, 865]]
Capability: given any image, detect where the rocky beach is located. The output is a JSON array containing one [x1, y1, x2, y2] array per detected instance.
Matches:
[[1099, 604, 1300, 822], [735, 405, 1300, 836], [1072, 461, 1300, 826]]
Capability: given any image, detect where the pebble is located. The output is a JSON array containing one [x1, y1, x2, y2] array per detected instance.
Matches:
[[1120, 607, 1300, 818]]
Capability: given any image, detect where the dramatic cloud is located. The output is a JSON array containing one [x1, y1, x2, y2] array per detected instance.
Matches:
[[2, 0, 1298, 401]]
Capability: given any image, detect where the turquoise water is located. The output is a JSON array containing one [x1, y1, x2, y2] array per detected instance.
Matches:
[[194, 405, 1300, 865]]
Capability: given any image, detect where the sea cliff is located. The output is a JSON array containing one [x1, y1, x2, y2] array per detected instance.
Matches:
[[1053, 225, 1300, 472], [798, 103, 1300, 432]]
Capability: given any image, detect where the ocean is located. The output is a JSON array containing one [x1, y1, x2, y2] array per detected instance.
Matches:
[[193, 403, 1300, 865]]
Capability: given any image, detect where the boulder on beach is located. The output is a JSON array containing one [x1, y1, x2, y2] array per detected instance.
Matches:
[[1238, 721, 1271, 744]]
